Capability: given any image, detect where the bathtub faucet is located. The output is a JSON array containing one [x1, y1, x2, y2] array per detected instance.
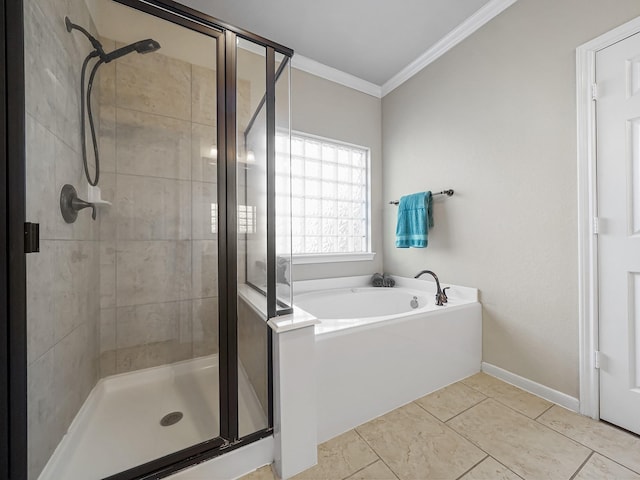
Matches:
[[414, 270, 448, 306]]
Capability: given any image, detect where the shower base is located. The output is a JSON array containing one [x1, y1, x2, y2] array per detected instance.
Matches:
[[39, 355, 267, 480]]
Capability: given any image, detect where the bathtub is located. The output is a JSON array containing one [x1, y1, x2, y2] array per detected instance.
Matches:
[[293, 275, 482, 443]]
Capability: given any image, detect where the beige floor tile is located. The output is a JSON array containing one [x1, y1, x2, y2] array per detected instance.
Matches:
[[346, 460, 398, 480], [573, 453, 640, 480], [538, 406, 640, 474], [415, 382, 486, 422], [240, 465, 277, 480], [459, 457, 521, 480], [448, 399, 590, 480], [356, 402, 485, 480], [461, 373, 552, 419], [292, 430, 378, 480]]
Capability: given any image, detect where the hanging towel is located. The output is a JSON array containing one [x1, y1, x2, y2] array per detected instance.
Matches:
[[395, 191, 433, 248]]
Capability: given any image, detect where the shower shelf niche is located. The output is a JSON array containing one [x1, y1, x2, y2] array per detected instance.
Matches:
[[87, 184, 112, 207]]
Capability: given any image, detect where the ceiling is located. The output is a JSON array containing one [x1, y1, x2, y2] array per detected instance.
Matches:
[[181, 0, 494, 89]]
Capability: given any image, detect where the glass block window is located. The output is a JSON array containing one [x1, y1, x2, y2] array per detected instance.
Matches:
[[210, 203, 257, 235], [286, 132, 370, 255]]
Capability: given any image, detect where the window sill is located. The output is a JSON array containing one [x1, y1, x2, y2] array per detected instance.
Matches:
[[291, 252, 376, 265]]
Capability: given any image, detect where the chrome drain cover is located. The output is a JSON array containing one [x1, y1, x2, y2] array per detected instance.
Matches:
[[160, 411, 183, 427]]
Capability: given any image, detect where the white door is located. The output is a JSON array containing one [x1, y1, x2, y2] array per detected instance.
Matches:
[[597, 31, 640, 435]]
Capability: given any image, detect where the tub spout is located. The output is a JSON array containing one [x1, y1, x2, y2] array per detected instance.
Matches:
[[414, 270, 447, 306]]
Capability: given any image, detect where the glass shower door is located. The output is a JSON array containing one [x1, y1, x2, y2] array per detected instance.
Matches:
[[235, 37, 292, 440], [24, 1, 223, 478]]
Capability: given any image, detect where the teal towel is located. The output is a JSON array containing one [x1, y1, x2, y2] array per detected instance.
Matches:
[[395, 191, 433, 248]]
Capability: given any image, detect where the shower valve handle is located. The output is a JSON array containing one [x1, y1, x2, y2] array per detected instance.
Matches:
[[72, 196, 96, 220], [60, 184, 96, 223]]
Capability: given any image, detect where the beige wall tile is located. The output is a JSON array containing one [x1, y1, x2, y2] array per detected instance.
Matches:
[[116, 240, 192, 306], [98, 173, 117, 240], [98, 105, 116, 174], [53, 322, 98, 436], [51, 241, 100, 343], [116, 301, 192, 350], [191, 123, 218, 183], [26, 243, 55, 365], [26, 114, 57, 240], [292, 430, 378, 480], [100, 308, 116, 354], [192, 65, 217, 126], [460, 457, 520, 480], [115, 174, 191, 240], [100, 350, 117, 378], [538, 405, 640, 473], [461, 373, 552, 418], [415, 381, 486, 422], [346, 460, 398, 480], [116, 49, 191, 121], [192, 240, 218, 299], [448, 399, 590, 480], [192, 181, 217, 240], [116, 108, 191, 180], [574, 453, 640, 480], [116, 340, 191, 374], [193, 297, 219, 357], [357, 402, 485, 480], [27, 348, 61, 480]]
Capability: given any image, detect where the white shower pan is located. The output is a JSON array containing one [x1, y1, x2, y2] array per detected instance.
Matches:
[[38, 355, 266, 480]]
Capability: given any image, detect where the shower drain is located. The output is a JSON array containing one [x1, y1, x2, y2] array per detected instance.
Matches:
[[160, 411, 183, 427]]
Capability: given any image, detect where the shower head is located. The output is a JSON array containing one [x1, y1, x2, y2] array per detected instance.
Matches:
[[65, 16, 160, 64], [103, 39, 161, 63]]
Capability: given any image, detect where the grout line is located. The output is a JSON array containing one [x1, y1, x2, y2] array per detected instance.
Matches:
[[588, 451, 640, 476], [568, 451, 594, 480], [340, 458, 379, 480], [453, 454, 488, 480], [534, 403, 554, 420], [353, 429, 399, 480], [444, 397, 491, 424], [532, 414, 630, 463], [489, 456, 525, 480]]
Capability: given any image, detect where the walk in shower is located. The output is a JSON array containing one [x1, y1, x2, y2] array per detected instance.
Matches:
[[23, 0, 292, 478]]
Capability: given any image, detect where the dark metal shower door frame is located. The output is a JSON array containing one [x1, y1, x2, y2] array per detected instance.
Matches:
[[1, 0, 28, 478], [0, 0, 294, 479]]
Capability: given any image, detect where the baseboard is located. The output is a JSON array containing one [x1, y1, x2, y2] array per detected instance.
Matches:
[[481, 362, 580, 412]]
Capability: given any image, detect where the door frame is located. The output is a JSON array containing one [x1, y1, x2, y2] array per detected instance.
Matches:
[[1, 0, 28, 477], [576, 15, 640, 420]]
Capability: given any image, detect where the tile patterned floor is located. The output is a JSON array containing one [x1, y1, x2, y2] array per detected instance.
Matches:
[[240, 373, 640, 480]]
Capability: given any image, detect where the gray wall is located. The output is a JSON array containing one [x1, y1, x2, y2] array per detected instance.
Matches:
[[25, 0, 100, 478], [291, 69, 383, 280], [382, 0, 640, 398]]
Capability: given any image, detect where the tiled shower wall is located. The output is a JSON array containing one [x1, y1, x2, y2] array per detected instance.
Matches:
[[97, 39, 216, 375], [97, 40, 251, 376], [24, 0, 100, 478]]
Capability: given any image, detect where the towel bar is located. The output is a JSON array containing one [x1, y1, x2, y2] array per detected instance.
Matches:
[[389, 189, 454, 205]]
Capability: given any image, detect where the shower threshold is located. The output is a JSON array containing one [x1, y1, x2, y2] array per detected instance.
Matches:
[[38, 355, 267, 480]]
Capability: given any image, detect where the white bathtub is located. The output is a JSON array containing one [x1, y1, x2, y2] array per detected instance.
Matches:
[[293, 275, 482, 443]]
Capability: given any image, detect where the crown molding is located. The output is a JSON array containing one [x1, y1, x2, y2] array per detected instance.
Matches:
[[381, 0, 519, 96], [291, 54, 383, 98]]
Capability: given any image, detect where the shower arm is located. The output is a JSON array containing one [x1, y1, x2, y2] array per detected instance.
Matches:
[[65, 17, 106, 59]]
